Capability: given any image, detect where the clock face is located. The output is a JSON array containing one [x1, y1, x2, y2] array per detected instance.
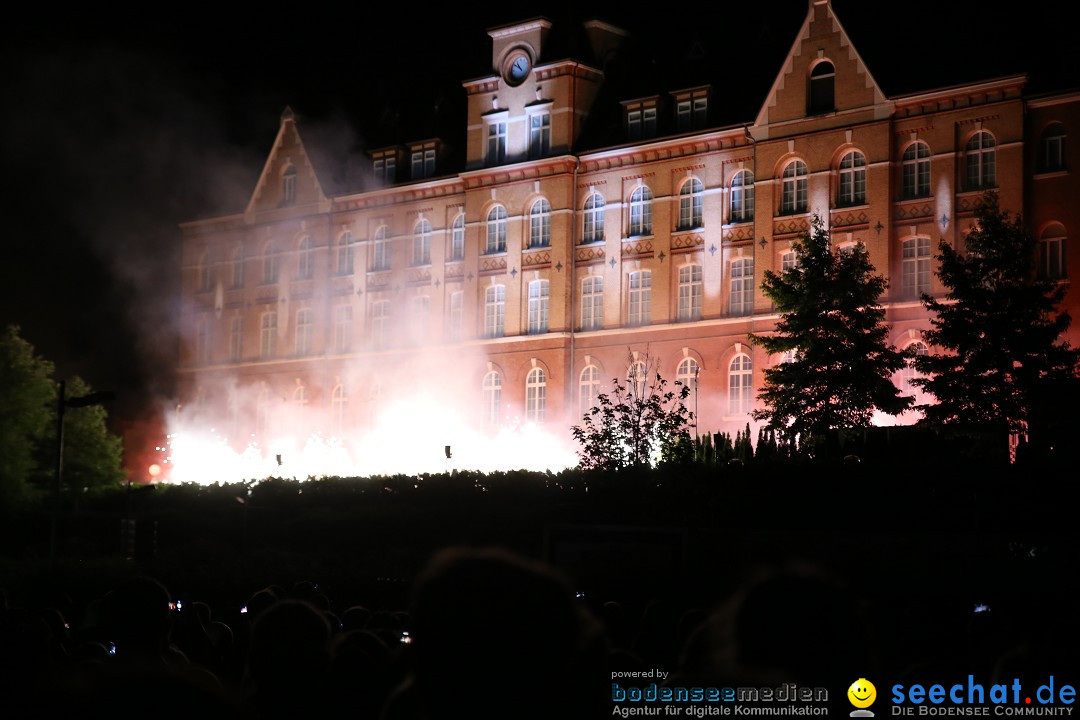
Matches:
[[507, 54, 530, 84]]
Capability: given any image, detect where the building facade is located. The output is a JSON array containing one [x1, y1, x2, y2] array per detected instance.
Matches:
[[178, 1, 1079, 447]]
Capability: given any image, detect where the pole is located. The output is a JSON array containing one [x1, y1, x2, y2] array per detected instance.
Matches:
[[50, 379, 65, 571]]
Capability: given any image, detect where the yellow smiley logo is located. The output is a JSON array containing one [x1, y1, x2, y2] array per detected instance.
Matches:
[[848, 678, 876, 709]]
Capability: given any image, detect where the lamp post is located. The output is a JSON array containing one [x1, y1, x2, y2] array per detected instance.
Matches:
[[50, 380, 115, 570]]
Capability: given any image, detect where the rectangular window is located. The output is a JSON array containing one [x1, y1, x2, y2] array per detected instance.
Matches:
[[693, 97, 707, 126], [229, 317, 243, 361], [374, 156, 396, 183], [485, 285, 506, 338], [411, 151, 423, 179], [627, 109, 641, 140], [676, 100, 691, 132], [334, 305, 352, 353], [371, 301, 389, 346], [527, 280, 549, 334], [196, 320, 211, 364], [730, 259, 754, 316], [487, 121, 507, 165], [260, 312, 277, 358], [677, 265, 703, 321], [295, 309, 312, 355], [628, 270, 652, 326], [529, 112, 551, 158], [448, 291, 463, 340], [902, 237, 931, 297], [625, 103, 657, 140], [581, 276, 603, 331]]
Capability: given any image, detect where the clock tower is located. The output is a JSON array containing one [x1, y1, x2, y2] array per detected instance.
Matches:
[[463, 18, 608, 169]]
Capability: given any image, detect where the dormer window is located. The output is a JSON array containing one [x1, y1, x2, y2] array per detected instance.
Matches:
[[673, 88, 709, 132], [372, 151, 397, 184], [409, 142, 438, 180], [624, 99, 658, 141]]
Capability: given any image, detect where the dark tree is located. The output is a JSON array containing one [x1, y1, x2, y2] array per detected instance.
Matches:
[[751, 216, 913, 448], [914, 193, 1080, 433], [571, 354, 693, 470]]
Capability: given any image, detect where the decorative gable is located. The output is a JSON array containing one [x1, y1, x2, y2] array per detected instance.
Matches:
[[246, 107, 327, 216], [754, 0, 889, 134]]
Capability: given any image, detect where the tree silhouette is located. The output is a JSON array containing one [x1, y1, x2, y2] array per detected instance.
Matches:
[[571, 353, 693, 470], [751, 216, 912, 449], [914, 193, 1080, 434]]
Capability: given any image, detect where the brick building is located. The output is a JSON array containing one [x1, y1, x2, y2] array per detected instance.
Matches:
[[177, 1, 1078, 451]]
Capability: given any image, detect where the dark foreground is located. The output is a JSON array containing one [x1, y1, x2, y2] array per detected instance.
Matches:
[[1, 462, 1076, 718]]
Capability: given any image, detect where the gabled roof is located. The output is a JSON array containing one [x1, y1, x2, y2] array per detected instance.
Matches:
[[245, 107, 328, 216], [753, 0, 888, 132]]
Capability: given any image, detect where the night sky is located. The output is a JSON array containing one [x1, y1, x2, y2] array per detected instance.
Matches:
[[2, 1, 1074, 424]]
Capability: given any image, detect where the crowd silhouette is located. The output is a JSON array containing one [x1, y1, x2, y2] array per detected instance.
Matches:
[[1, 547, 1074, 718]]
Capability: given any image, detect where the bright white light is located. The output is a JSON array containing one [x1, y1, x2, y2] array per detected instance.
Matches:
[[161, 392, 578, 486]]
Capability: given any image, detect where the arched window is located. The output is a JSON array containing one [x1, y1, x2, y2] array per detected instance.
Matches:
[[482, 371, 501, 426], [527, 279, 549, 334], [581, 275, 603, 331], [677, 264, 703, 321], [728, 354, 753, 415], [292, 383, 308, 406], [484, 285, 505, 337], [295, 308, 313, 355], [677, 357, 699, 392], [525, 367, 546, 423], [678, 178, 704, 230], [902, 341, 928, 394], [412, 219, 432, 266], [808, 61, 835, 115], [902, 142, 931, 199], [372, 226, 391, 271], [297, 236, 315, 280], [331, 384, 347, 434], [1039, 223, 1067, 280], [901, 237, 931, 297], [837, 150, 867, 206], [486, 206, 507, 254], [628, 270, 651, 326], [1040, 123, 1067, 173], [262, 241, 280, 284], [450, 213, 465, 260], [628, 360, 648, 397], [579, 365, 600, 413], [965, 131, 996, 190], [780, 160, 808, 214], [582, 193, 605, 243], [628, 186, 653, 236], [529, 199, 551, 248], [730, 170, 754, 223]]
